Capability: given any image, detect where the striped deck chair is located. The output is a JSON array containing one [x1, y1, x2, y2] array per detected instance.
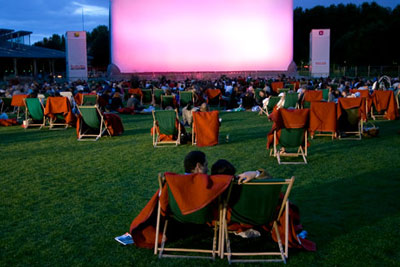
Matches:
[[152, 109, 181, 147], [221, 177, 295, 263], [23, 98, 46, 129], [77, 105, 110, 141], [154, 173, 232, 260]]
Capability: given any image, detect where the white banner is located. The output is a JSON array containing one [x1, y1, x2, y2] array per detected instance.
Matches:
[[66, 31, 88, 81], [310, 29, 330, 78]]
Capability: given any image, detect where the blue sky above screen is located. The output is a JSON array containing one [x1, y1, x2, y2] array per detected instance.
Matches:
[[0, 0, 398, 44]]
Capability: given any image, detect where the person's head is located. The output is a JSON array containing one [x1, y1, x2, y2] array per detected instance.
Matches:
[[184, 151, 208, 174], [199, 102, 209, 112], [211, 159, 236, 176]]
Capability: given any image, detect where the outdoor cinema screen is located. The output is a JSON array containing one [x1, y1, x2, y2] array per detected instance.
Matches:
[[111, 0, 293, 73]]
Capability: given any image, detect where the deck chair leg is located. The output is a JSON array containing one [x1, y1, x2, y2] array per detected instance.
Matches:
[[273, 221, 286, 264], [300, 147, 307, 164], [154, 201, 162, 255], [285, 200, 289, 259], [219, 203, 224, 259], [159, 219, 168, 258], [225, 219, 232, 264]]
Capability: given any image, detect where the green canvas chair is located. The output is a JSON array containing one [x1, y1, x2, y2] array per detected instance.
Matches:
[[160, 95, 176, 110], [279, 88, 290, 94], [82, 94, 97, 106], [23, 98, 46, 129], [152, 109, 181, 147], [321, 89, 329, 101], [338, 107, 362, 140], [221, 177, 295, 264], [142, 89, 153, 104], [77, 105, 110, 141], [264, 96, 281, 116], [273, 128, 308, 164], [286, 84, 295, 91], [1, 97, 12, 113], [283, 93, 299, 109], [179, 91, 194, 107], [154, 173, 224, 260], [153, 89, 165, 105]]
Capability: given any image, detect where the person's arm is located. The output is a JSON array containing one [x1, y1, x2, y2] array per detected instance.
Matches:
[[237, 169, 269, 184]]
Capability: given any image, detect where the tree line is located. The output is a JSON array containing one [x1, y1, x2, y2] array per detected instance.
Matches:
[[34, 2, 400, 68]]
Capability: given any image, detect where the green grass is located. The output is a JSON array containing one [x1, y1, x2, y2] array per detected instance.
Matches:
[[1, 112, 400, 266]]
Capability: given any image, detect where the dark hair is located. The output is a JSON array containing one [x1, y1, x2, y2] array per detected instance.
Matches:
[[184, 151, 206, 173], [211, 159, 236, 176]]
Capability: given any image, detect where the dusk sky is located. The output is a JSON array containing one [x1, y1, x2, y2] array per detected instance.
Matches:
[[0, 0, 399, 44]]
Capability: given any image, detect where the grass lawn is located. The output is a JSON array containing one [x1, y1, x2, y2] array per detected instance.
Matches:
[[1, 111, 400, 266]]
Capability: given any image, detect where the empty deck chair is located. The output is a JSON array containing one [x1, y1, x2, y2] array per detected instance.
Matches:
[[77, 105, 110, 141], [23, 98, 46, 129]]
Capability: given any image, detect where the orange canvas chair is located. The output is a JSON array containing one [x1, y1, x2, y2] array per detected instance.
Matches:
[[370, 90, 398, 120], [11, 94, 28, 119], [309, 102, 337, 139], [302, 90, 323, 109], [192, 111, 219, 147], [337, 98, 366, 140], [153, 173, 232, 259], [267, 109, 309, 164], [351, 89, 371, 117], [44, 96, 75, 130], [271, 82, 284, 94], [205, 89, 221, 106], [129, 88, 144, 104]]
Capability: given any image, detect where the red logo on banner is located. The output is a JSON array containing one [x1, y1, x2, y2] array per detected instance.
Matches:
[[319, 31, 324, 36]]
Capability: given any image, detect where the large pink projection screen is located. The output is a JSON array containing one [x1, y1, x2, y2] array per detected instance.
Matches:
[[111, 0, 293, 73]]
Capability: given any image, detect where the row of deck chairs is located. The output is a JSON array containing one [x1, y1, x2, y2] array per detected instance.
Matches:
[[128, 89, 195, 109], [153, 172, 295, 263], [152, 109, 220, 148], [22, 96, 111, 141]]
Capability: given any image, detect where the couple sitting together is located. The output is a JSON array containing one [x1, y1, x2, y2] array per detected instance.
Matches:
[[129, 151, 315, 252]]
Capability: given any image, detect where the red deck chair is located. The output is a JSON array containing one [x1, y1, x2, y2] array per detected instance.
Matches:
[[309, 102, 337, 139], [205, 89, 222, 106], [370, 90, 399, 120], [44, 96, 75, 130], [271, 82, 284, 94], [11, 94, 28, 119], [192, 111, 220, 147], [337, 98, 366, 140], [302, 90, 323, 109]]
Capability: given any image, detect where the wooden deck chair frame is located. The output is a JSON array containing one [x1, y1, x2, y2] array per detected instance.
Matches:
[[0, 97, 12, 113], [48, 115, 69, 130], [396, 90, 400, 110], [77, 105, 110, 141], [23, 98, 46, 130], [263, 96, 281, 117], [154, 173, 224, 260], [370, 104, 387, 121], [220, 177, 295, 264], [270, 130, 308, 164], [312, 131, 336, 140], [152, 109, 181, 147]]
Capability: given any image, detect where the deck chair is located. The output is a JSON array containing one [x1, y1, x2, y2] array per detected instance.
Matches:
[[278, 88, 290, 94], [153, 89, 165, 105], [0, 97, 12, 113], [44, 96, 74, 130], [192, 111, 219, 147], [271, 82, 284, 94], [283, 92, 299, 109], [270, 109, 309, 164], [396, 90, 400, 110], [60, 92, 73, 103], [179, 91, 194, 107], [262, 96, 281, 116], [23, 98, 46, 129], [221, 177, 295, 264], [11, 94, 28, 120], [321, 89, 329, 101], [337, 98, 365, 140], [129, 88, 143, 104], [77, 105, 110, 141], [309, 102, 337, 139], [370, 90, 398, 121], [286, 84, 295, 91], [154, 173, 231, 260], [152, 109, 181, 147], [206, 89, 221, 107], [161, 95, 176, 110], [302, 90, 322, 109], [142, 89, 153, 104], [81, 94, 98, 106]]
